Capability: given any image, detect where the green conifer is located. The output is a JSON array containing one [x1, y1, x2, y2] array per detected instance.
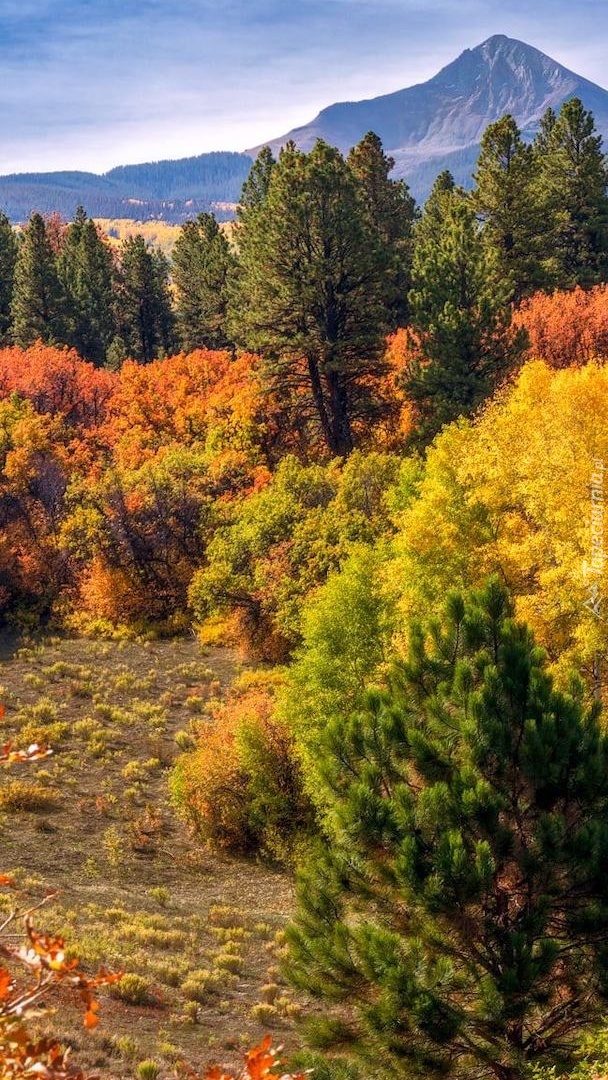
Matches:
[[347, 131, 417, 327], [11, 213, 68, 347], [534, 98, 608, 286], [58, 207, 116, 364], [288, 580, 608, 1080], [115, 235, 175, 362], [406, 185, 525, 444], [173, 213, 235, 352], [473, 115, 544, 298], [230, 139, 388, 456], [237, 146, 276, 222], [0, 211, 18, 344]]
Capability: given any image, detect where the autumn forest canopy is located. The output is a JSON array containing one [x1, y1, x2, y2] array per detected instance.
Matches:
[[3, 96, 608, 1080]]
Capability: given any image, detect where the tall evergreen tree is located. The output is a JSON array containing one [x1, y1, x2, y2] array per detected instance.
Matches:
[[173, 213, 235, 352], [237, 145, 276, 223], [58, 207, 116, 364], [423, 169, 456, 224], [115, 235, 175, 363], [534, 106, 557, 156], [288, 580, 608, 1080], [534, 98, 608, 286], [0, 212, 18, 344], [11, 213, 68, 347], [473, 115, 544, 298], [347, 131, 416, 327], [405, 185, 525, 444], [230, 139, 388, 457]]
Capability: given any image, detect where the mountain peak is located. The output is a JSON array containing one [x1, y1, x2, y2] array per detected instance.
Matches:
[[477, 33, 525, 52], [481, 33, 511, 44], [437, 33, 572, 86], [476, 34, 554, 64], [248, 36, 608, 201]]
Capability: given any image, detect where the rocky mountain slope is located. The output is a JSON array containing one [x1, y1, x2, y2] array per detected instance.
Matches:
[[249, 35, 608, 197]]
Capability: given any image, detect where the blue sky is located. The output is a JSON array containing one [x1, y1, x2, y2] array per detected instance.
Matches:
[[0, 0, 607, 174]]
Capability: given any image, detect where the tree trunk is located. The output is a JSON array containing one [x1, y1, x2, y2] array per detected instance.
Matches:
[[307, 354, 335, 454], [325, 367, 353, 457]]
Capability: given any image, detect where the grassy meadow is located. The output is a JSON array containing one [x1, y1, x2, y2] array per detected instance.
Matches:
[[0, 635, 309, 1076]]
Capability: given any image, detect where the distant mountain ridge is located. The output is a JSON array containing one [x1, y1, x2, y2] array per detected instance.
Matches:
[[249, 35, 608, 197], [0, 152, 253, 224], [1, 35, 608, 222]]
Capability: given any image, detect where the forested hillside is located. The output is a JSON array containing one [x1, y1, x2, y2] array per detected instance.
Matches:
[[0, 153, 253, 224], [2, 94, 608, 1080]]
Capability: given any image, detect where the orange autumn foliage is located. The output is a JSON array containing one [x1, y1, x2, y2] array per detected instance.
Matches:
[[171, 676, 310, 855], [75, 556, 156, 626], [64, 350, 277, 625], [104, 349, 268, 469], [0, 398, 75, 618], [378, 328, 418, 445], [0, 345, 115, 431], [203, 1037, 306, 1080], [43, 212, 70, 257], [172, 688, 269, 852], [0, 343, 281, 626], [514, 285, 608, 368]]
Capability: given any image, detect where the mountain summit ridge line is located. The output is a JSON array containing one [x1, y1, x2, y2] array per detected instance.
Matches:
[[247, 34, 608, 198], [1, 34, 608, 221]]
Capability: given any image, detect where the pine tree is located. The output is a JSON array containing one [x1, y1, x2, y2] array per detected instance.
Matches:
[[405, 185, 525, 444], [237, 146, 276, 223], [347, 131, 416, 327], [535, 98, 608, 286], [11, 213, 69, 347], [423, 169, 456, 222], [473, 115, 544, 298], [230, 139, 388, 457], [105, 335, 127, 371], [173, 213, 235, 352], [0, 212, 18, 344], [534, 106, 557, 156], [287, 579, 608, 1080], [115, 235, 175, 362], [57, 207, 116, 364]]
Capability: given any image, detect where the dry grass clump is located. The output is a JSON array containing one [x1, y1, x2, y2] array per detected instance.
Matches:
[[0, 779, 60, 812]]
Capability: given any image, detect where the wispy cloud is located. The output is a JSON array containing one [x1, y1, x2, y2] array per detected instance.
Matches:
[[0, 0, 606, 173]]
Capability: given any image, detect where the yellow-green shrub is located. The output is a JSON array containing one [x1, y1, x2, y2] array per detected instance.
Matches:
[[170, 674, 311, 856]]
